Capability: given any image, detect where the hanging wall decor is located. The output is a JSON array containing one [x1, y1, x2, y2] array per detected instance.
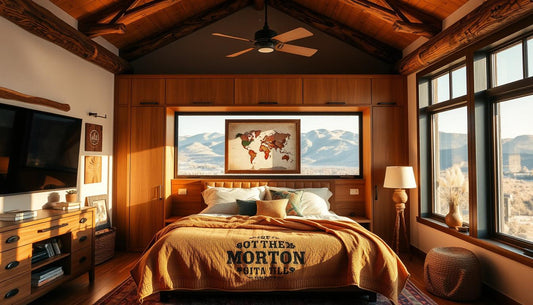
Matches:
[[85, 123, 103, 152], [84, 156, 102, 184]]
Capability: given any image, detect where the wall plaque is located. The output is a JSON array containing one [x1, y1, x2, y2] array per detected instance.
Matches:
[[85, 123, 103, 152]]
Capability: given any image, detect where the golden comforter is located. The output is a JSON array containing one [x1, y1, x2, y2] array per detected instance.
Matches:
[[131, 215, 409, 304]]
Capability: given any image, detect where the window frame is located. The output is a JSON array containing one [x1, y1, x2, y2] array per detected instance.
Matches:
[[173, 111, 364, 179], [416, 25, 533, 266]]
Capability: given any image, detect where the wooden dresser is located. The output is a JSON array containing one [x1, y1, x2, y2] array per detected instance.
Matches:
[[0, 208, 95, 305]]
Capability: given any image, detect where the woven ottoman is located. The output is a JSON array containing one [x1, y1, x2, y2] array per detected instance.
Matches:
[[424, 247, 481, 301]]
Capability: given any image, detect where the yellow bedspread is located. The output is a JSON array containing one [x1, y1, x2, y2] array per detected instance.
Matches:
[[131, 215, 409, 304]]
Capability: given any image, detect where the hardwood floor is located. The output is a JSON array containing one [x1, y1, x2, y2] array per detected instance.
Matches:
[[32, 250, 496, 305]]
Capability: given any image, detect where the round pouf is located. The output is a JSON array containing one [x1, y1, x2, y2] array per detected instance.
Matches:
[[424, 247, 481, 301]]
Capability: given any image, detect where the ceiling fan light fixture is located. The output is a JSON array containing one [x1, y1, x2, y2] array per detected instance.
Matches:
[[257, 41, 275, 53]]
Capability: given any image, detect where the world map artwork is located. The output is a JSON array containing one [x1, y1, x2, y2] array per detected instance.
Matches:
[[237, 130, 292, 165], [226, 121, 299, 172]]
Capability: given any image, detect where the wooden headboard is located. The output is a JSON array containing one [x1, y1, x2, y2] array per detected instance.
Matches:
[[170, 178, 367, 219]]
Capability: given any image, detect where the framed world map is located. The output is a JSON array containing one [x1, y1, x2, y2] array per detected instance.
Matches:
[[225, 119, 300, 174]]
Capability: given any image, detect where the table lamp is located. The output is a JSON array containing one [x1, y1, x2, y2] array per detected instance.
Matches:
[[383, 166, 416, 254]]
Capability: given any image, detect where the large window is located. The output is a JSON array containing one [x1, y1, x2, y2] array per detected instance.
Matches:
[[425, 65, 469, 223], [175, 113, 362, 177], [418, 31, 533, 260]]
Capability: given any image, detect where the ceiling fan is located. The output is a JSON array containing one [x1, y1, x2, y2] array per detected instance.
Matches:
[[211, 1, 318, 58]]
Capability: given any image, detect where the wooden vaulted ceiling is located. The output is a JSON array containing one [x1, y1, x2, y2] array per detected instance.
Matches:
[[48, 0, 465, 63]]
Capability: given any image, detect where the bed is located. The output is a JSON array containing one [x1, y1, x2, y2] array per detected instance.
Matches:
[[130, 180, 409, 304]]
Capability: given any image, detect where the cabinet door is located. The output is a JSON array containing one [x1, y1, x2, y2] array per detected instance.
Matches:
[[372, 77, 405, 106], [129, 107, 165, 251], [372, 106, 407, 247], [131, 79, 165, 106], [166, 78, 234, 105], [234, 78, 302, 105], [303, 78, 371, 105]]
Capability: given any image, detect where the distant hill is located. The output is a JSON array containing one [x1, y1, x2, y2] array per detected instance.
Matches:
[[177, 129, 359, 174], [438, 133, 533, 171]]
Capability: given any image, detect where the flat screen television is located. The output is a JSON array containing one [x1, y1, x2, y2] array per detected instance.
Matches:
[[0, 103, 82, 195]]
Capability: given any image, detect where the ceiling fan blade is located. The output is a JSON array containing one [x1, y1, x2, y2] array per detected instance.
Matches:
[[212, 33, 254, 43], [275, 43, 317, 57], [226, 48, 254, 58], [272, 27, 313, 43]]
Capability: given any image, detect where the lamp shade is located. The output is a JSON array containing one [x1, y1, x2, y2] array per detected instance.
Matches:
[[383, 166, 416, 189]]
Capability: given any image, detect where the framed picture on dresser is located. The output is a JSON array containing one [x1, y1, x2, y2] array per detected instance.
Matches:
[[86, 194, 110, 231]]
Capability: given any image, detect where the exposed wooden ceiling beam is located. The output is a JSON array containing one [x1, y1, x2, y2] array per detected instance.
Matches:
[[269, 0, 401, 64], [0, 0, 131, 74], [344, 0, 440, 38], [120, 0, 250, 60], [82, 23, 127, 38], [398, 0, 533, 75]]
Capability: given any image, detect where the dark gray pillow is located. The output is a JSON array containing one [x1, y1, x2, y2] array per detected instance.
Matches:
[[236, 199, 257, 216]]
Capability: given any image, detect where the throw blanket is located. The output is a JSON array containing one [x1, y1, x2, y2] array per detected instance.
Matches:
[[131, 215, 409, 304]]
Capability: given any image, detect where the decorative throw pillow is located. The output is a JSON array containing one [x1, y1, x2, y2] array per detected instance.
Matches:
[[268, 189, 304, 216], [255, 199, 288, 218], [236, 199, 257, 216], [201, 187, 263, 206]]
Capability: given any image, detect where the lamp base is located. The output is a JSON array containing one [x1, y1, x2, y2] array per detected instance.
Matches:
[[391, 189, 409, 254]]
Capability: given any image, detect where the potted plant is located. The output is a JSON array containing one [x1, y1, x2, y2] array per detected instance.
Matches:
[[65, 190, 78, 203], [438, 164, 468, 230]]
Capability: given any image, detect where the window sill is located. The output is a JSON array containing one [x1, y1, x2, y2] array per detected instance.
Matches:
[[416, 216, 533, 268]]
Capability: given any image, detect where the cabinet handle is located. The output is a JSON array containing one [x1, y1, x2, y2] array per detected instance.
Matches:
[[191, 101, 213, 105], [139, 101, 159, 105], [377, 102, 397, 105], [4, 288, 18, 299], [258, 101, 278, 105], [374, 185, 378, 201], [79, 256, 87, 264], [5, 261, 19, 270], [326, 101, 346, 105], [38, 223, 68, 233], [5, 235, 20, 244], [80, 217, 87, 223], [159, 185, 163, 200], [80, 236, 88, 242]]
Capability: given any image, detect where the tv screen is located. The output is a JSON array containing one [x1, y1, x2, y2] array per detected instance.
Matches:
[[0, 103, 82, 195]]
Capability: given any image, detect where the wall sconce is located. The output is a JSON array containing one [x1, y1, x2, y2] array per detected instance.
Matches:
[[88, 112, 107, 119]]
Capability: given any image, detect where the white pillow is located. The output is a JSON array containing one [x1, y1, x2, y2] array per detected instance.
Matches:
[[201, 186, 265, 206], [199, 202, 239, 215], [266, 186, 333, 210], [299, 192, 330, 215]]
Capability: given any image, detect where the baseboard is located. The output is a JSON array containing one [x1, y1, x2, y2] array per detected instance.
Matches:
[[408, 245, 520, 305]]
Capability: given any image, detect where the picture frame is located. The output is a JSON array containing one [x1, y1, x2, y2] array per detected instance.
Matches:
[[86, 194, 110, 231], [85, 123, 103, 152], [225, 119, 300, 174]]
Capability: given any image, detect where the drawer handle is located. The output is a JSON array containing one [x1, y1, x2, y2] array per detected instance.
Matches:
[[5, 261, 19, 270], [139, 101, 158, 105], [80, 236, 88, 242], [326, 101, 346, 105], [79, 256, 87, 263], [377, 102, 397, 105], [80, 217, 88, 224], [5, 235, 20, 244], [191, 101, 213, 105], [258, 101, 278, 105], [38, 223, 68, 233], [4, 288, 18, 299]]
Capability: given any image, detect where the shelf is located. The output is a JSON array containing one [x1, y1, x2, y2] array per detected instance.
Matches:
[[30, 274, 69, 295], [31, 253, 70, 271]]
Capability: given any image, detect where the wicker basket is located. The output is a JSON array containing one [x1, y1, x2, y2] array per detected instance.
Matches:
[[95, 227, 116, 265]]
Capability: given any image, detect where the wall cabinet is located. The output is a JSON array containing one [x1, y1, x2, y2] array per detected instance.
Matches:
[[302, 78, 371, 105], [166, 78, 234, 106], [371, 106, 407, 248], [131, 79, 165, 106], [371, 77, 405, 106], [0, 209, 94, 304], [234, 78, 302, 105]]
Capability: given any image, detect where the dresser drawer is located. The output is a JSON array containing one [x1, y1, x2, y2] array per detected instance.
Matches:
[[0, 273, 30, 305], [74, 212, 94, 231], [71, 228, 93, 252], [71, 247, 92, 277], [0, 244, 31, 281]]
